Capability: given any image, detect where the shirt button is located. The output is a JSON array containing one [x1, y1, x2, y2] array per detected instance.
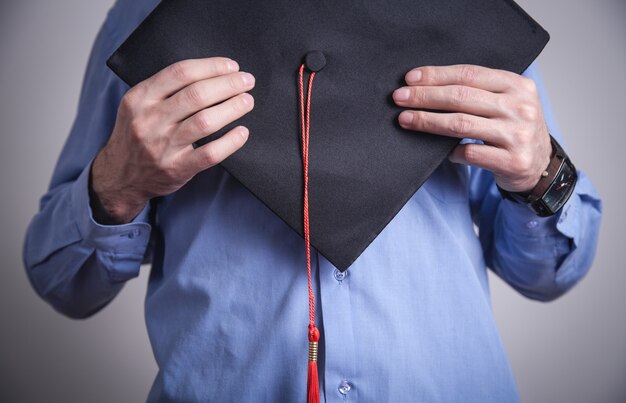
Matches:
[[558, 209, 568, 224], [526, 220, 538, 229], [333, 268, 347, 282], [127, 229, 141, 239], [338, 379, 351, 395]]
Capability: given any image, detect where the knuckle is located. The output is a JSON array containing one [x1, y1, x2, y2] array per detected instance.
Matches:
[[459, 65, 478, 84], [416, 112, 440, 133], [230, 96, 246, 113], [407, 111, 431, 132], [421, 66, 442, 84], [201, 146, 219, 167], [129, 118, 148, 140], [185, 84, 205, 107], [160, 163, 180, 182], [411, 111, 425, 130], [495, 95, 510, 114], [196, 112, 216, 134], [419, 67, 434, 83], [169, 60, 192, 82], [462, 145, 481, 164], [120, 89, 142, 114], [229, 131, 246, 150], [516, 102, 539, 122], [118, 96, 134, 117], [410, 87, 427, 105], [229, 74, 242, 91], [213, 58, 232, 75], [452, 86, 470, 105], [450, 115, 472, 135]]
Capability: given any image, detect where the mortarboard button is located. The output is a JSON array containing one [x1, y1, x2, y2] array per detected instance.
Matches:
[[304, 50, 326, 72]]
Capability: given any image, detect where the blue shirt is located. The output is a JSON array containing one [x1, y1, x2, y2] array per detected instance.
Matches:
[[23, 1, 602, 402]]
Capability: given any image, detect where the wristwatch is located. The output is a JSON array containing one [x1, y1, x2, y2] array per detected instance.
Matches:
[[498, 135, 577, 217]]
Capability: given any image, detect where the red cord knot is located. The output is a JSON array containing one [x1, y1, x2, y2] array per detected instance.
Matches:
[[308, 324, 320, 342]]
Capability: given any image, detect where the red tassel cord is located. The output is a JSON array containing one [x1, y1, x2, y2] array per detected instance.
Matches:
[[307, 325, 320, 403], [299, 64, 320, 403]]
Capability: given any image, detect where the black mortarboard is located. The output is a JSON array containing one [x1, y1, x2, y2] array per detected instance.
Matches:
[[106, 0, 549, 272]]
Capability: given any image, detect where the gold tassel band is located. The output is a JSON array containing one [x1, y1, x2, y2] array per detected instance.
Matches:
[[308, 341, 318, 362]]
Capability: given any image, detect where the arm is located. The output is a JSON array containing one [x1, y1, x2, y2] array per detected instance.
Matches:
[[23, 12, 151, 318], [392, 62, 601, 301], [469, 64, 602, 301], [24, 4, 255, 318]]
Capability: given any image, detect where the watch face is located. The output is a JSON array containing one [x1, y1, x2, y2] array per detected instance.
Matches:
[[541, 159, 577, 214]]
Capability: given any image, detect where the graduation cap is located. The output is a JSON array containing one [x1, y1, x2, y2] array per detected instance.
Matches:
[[107, 1, 549, 400], [107, 0, 549, 272]]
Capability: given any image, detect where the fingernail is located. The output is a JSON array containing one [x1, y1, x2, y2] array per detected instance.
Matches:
[[241, 72, 255, 86], [398, 111, 414, 127], [406, 69, 422, 83], [227, 60, 239, 72], [241, 93, 254, 106], [239, 126, 249, 140], [393, 88, 411, 102]]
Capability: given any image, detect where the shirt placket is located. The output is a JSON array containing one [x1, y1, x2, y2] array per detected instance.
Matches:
[[318, 254, 358, 402]]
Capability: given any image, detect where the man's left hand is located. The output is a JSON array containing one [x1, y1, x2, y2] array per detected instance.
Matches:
[[392, 64, 551, 193]]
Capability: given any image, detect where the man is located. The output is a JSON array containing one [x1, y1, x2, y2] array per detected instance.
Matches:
[[24, 1, 601, 402]]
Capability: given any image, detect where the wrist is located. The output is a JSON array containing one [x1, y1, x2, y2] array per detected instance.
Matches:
[[90, 150, 148, 225], [498, 135, 577, 217], [516, 151, 552, 194], [497, 134, 552, 194]]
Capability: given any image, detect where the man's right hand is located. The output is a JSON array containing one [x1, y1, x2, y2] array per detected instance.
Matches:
[[90, 57, 255, 224]]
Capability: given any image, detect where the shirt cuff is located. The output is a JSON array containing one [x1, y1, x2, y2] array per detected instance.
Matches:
[[70, 160, 152, 255], [498, 173, 586, 246], [498, 198, 563, 237]]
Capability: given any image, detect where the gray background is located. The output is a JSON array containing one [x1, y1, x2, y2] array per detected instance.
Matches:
[[0, 0, 624, 402]]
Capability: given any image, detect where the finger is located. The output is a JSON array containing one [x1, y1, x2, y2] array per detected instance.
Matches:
[[448, 142, 510, 174], [405, 64, 523, 93], [398, 111, 505, 144], [393, 85, 502, 118], [175, 93, 254, 146], [186, 126, 249, 171], [137, 57, 240, 100], [163, 71, 255, 122]]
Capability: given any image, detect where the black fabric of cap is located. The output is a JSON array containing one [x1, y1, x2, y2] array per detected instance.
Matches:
[[107, 0, 549, 271]]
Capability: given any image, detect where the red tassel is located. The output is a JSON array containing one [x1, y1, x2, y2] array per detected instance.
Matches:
[[307, 325, 320, 403], [307, 361, 319, 403], [300, 64, 320, 403]]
